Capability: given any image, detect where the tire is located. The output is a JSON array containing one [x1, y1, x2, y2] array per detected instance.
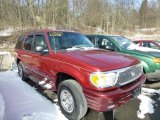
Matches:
[[58, 80, 88, 120], [17, 61, 28, 81]]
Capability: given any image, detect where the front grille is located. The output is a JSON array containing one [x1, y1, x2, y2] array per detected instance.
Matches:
[[117, 64, 143, 86]]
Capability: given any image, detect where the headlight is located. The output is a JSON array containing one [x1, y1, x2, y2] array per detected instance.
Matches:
[[153, 58, 160, 63], [90, 72, 119, 88], [90, 64, 143, 88]]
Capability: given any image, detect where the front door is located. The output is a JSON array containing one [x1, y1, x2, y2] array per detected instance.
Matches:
[[31, 33, 54, 89]]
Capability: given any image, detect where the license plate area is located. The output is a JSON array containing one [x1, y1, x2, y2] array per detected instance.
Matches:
[[132, 87, 141, 98]]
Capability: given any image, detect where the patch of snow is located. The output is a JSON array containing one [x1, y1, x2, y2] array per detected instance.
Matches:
[[0, 28, 16, 36], [44, 84, 52, 89], [0, 94, 5, 120], [0, 51, 10, 55], [0, 70, 67, 120], [95, 27, 105, 33], [39, 81, 45, 85], [38, 78, 47, 85], [137, 87, 160, 119], [131, 34, 160, 40], [137, 94, 155, 119], [53, 99, 58, 103], [0, 27, 26, 36], [142, 88, 160, 94]]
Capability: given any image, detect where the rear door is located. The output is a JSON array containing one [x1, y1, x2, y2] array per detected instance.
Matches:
[[21, 35, 34, 74]]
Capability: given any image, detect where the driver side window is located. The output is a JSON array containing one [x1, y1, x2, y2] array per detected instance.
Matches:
[[97, 37, 116, 50], [34, 35, 48, 52]]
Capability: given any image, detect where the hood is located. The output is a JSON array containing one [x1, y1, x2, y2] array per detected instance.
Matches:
[[127, 44, 160, 58], [145, 52, 160, 58], [128, 44, 160, 52], [59, 49, 140, 72]]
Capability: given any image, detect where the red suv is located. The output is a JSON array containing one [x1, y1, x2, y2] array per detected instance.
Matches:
[[14, 30, 146, 120]]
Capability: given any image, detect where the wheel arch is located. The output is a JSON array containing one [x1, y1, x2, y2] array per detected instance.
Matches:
[[16, 58, 21, 65], [56, 72, 82, 89]]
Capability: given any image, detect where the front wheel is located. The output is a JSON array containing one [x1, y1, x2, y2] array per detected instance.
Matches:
[[58, 80, 88, 120]]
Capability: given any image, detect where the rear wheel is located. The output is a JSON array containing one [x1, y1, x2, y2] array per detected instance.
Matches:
[[18, 61, 28, 81], [58, 80, 88, 120]]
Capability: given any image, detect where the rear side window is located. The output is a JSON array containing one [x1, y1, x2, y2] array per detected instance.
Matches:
[[24, 36, 33, 51], [15, 35, 24, 49]]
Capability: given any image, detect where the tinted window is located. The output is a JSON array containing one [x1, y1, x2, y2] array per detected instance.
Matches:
[[15, 35, 24, 49], [34, 35, 47, 51], [48, 32, 94, 50], [95, 37, 116, 50], [24, 36, 33, 50]]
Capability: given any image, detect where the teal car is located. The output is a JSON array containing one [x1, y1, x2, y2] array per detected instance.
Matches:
[[86, 35, 160, 81]]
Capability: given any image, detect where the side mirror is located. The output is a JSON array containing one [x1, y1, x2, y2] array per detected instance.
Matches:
[[36, 46, 49, 54], [106, 45, 115, 51], [36, 45, 45, 52], [42, 49, 49, 54]]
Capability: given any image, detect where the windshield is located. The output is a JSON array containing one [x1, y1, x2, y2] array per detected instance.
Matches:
[[48, 32, 94, 50], [109, 36, 137, 49]]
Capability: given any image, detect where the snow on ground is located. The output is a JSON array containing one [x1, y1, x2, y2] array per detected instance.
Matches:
[[0, 28, 16, 36], [0, 70, 67, 120], [0, 93, 5, 120], [0, 51, 10, 55], [137, 88, 160, 119]]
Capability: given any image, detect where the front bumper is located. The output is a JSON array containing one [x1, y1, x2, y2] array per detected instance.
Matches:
[[146, 70, 160, 81], [83, 74, 146, 111]]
